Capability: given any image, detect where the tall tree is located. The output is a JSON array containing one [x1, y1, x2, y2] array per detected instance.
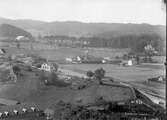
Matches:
[[144, 44, 155, 62], [94, 68, 105, 85]]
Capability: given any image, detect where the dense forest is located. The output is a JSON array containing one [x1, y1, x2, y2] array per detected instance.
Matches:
[[43, 33, 165, 55]]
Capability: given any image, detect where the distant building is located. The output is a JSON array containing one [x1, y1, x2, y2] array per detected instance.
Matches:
[[40, 63, 51, 72], [128, 60, 133, 66], [16, 36, 29, 41], [40, 63, 56, 72], [65, 58, 73, 63]]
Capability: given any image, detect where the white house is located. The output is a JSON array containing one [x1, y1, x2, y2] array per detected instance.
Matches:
[[127, 59, 133, 66], [77, 56, 81, 61], [65, 57, 73, 63], [40, 63, 56, 72], [40, 63, 51, 72]]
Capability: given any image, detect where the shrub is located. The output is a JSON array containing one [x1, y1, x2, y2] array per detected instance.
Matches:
[[35, 63, 42, 68], [94, 68, 105, 84], [12, 65, 21, 76], [38, 71, 58, 85], [49, 72, 58, 82], [86, 71, 94, 78], [52, 63, 59, 72]]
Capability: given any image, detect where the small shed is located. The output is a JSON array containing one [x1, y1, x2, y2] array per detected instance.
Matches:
[[65, 57, 72, 63], [128, 59, 133, 66]]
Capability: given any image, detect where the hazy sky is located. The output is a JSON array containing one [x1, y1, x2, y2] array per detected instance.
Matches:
[[0, 0, 166, 25]]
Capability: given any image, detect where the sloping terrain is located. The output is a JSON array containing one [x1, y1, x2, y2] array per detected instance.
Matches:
[[0, 17, 165, 38], [0, 61, 135, 110], [0, 24, 32, 39]]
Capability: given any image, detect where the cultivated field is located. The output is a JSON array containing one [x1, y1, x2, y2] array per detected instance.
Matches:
[[0, 47, 166, 109]]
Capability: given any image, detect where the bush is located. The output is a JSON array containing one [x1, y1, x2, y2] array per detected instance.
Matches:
[[94, 68, 105, 84], [35, 63, 42, 68], [12, 65, 21, 76], [38, 71, 58, 85], [38, 71, 47, 81], [52, 63, 59, 72], [49, 72, 58, 82], [86, 71, 94, 78]]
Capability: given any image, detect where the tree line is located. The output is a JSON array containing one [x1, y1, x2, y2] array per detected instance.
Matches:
[[42, 33, 165, 55]]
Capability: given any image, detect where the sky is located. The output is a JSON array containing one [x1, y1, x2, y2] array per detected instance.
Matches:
[[0, 0, 166, 25]]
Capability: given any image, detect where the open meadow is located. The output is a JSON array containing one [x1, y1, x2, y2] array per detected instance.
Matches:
[[0, 46, 165, 109]]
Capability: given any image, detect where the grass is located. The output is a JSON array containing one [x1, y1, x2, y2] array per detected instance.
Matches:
[[3, 42, 130, 60], [60, 63, 165, 98], [0, 46, 165, 109]]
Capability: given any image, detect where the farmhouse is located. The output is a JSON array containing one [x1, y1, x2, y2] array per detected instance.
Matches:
[[40, 63, 56, 72]]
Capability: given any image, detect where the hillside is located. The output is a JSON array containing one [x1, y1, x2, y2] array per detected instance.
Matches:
[[37, 22, 166, 38], [0, 17, 165, 38], [0, 24, 33, 39]]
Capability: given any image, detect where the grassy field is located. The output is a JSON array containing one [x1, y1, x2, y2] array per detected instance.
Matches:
[[60, 63, 165, 96], [3, 46, 165, 63], [2, 42, 131, 59], [0, 47, 165, 109]]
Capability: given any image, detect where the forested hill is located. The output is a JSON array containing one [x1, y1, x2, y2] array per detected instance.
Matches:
[[0, 17, 165, 38], [0, 17, 165, 54], [0, 24, 33, 39], [39, 22, 166, 38]]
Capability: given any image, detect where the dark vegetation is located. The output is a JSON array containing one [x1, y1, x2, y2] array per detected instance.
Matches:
[[0, 18, 165, 37], [12, 65, 21, 76], [27, 54, 47, 66], [94, 68, 106, 84], [86, 70, 94, 79], [0, 24, 33, 39], [51, 90, 166, 120], [38, 71, 58, 85], [0, 19, 165, 55], [86, 68, 106, 84], [43, 33, 165, 55]]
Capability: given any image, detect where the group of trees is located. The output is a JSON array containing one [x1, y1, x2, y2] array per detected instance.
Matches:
[[86, 68, 106, 85], [83, 34, 165, 55], [42, 33, 165, 55], [144, 44, 156, 62]]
